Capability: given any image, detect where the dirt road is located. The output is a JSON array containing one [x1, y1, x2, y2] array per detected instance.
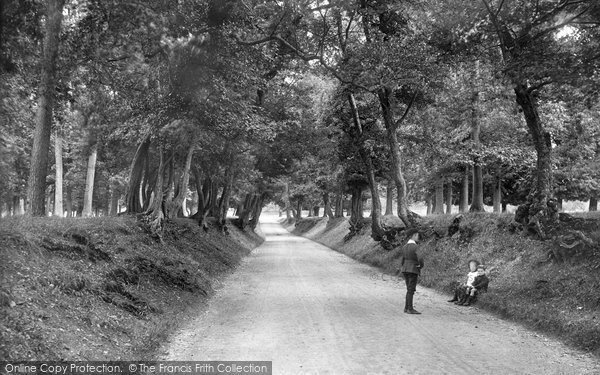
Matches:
[[162, 220, 600, 375]]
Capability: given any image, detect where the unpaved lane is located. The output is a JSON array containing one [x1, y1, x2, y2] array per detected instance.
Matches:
[[163, 222, 600, 375]]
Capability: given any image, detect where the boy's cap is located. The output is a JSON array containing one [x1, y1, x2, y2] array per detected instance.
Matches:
[[477, 264, 486, 270]]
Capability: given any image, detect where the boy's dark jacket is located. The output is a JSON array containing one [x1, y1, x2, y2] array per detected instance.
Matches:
[[472, 274, 490, 292], [400, 242, 424, 275]]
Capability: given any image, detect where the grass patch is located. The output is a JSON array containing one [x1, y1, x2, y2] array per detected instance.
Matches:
[[287, 213, 600, 357], [0, 216, 263, 360]]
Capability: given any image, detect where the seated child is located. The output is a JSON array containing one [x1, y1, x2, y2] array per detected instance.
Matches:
[[447, 260, 479, 303], [459, 264, 489, 306]]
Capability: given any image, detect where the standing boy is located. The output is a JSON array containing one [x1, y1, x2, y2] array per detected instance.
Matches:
[[400, 229, 424, 314]]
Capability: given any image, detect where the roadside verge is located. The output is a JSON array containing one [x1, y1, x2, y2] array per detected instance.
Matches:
[[0, 216, 263, 360]]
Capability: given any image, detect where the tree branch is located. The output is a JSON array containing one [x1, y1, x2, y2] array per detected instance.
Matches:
[[480, 0, 509, 60], [495, 0, 506, 18], [348, 92, 363, 135], [527, 79, 554, 93], [395, 90, 418, 127], [533, 5, 592, 39], [105, 48, 164, 63], [530, 0, 589, 30], [345, 12, 356, 45], [307, 0, 344, 13], [235, 35, 277, 46]]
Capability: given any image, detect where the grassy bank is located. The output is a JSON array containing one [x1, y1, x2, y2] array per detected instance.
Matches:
[[0, 216, 263, 360], [286, 213, 600, 356]]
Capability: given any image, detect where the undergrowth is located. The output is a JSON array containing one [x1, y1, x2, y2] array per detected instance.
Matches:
[[0, 216, 263, 360]]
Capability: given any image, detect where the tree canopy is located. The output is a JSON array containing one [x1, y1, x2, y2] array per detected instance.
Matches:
[[1, 0, 599, 239]]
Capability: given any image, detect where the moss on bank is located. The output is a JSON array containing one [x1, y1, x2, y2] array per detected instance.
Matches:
[[0, 216, 263, 360], [287, 213, 600, 356]]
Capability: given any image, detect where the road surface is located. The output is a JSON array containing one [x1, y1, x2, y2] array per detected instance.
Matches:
[[162, 220, 600, 375]]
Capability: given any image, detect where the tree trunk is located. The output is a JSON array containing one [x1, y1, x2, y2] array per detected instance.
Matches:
[[291, 200, 298, 219], [190, 191, 198, 216], [141, 153, 151, 210], [218, 167, 234, 227], [359, 193, 365, 218], [26, 0, 65, 216], [493, 172, 502, 213], [209, 183, 219, 217], [502, 202, 508, 213], [360, 151, 384, 241], [239, 193, 263, 229], [168, 144, 194, 219], [426, 196, 432, 215], [46, 188, 53, 216], [323, 192, 334, 218], [334, 184, 344, 218], [377, 86, 412, 227], [194, 173, 207, 220], [6, 198, 13, 216], [164, 154, 175, 204], [349, 92, 385, 240], [385, 178, 394, 215], [590, 197, 598, 212], [191, 166, 212, 227], [53, 131, 63, 217], [284, 182, 292, 219], [147, 147, 166, 233], [515, 84, 554, 221], [434, 177, 444, 214], [126, 135, 151, 213], [65, 186, 73, 217], [333, 194, 341, 218], [470, 164, 484, 212], [237, 193, 252, 225], [556, 198, 563, 212], [182, 197, 189, 217], [296, 199, 303, 219], [82, 143, 98, 217], [7, 199, 14, 216], [470, 91, 484, 212], [445, 179, 453, 214], [249, 193, 265, 230], [350, 187, 362, 222], [109, 181, 119, 216], [470, 62, 484, 212], [17, 198, 25, 215], [459, 168, 469, 213], [142, 169, 156, 212]]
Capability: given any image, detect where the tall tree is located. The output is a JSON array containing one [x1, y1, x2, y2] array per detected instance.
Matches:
[[347, 92, 385, 240], [26, 0, 65, 215], [81, 142, 97, 217], [478, 0, 600, 235], [469, 68, 484, 212], [53, 130, 63, 216]]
